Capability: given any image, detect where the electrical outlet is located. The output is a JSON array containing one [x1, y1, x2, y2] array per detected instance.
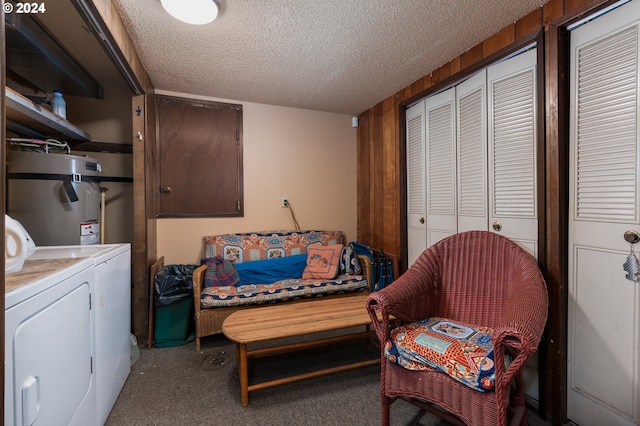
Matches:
[[281, 197, 288, 208]]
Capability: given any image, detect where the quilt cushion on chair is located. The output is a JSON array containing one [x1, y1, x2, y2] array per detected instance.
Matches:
[[384, 317, 496, 392], [302, 244, 342, 279]]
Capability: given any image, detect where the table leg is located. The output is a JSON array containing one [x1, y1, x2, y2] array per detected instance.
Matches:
[[235, 343, 240, 373], [238, 344, 249, 407]]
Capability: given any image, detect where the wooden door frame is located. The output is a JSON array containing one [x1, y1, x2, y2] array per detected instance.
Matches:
[[73, 1, 157, 342], [544, 1, 625, 423], [1, 3, 6, 419]]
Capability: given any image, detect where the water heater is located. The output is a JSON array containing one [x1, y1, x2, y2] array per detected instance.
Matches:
[[7, 150, 101, 246]]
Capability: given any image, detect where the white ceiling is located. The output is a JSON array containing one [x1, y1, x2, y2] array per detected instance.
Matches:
[[111, 0, 547, 115]]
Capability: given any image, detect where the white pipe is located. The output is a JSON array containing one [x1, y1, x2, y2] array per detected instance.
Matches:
[[100, 188, 107, 244]]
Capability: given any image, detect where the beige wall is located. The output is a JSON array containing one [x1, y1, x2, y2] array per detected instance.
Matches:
[[156, 90, 358, 264]]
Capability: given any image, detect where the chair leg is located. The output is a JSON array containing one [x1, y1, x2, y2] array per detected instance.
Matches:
[[515, 372, 527, 426], [381, 396, 391, 426], [196, 336, 201, 352], [508, 371, 527, 426]]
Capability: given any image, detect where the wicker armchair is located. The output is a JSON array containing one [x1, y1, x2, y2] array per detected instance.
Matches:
[[366, 230, 548, 426]]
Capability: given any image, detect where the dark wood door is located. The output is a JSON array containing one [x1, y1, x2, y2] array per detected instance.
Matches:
[[156, 95, 243, 217]]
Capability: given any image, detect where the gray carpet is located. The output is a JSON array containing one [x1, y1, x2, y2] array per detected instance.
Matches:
[[105, 331, 548, 426]]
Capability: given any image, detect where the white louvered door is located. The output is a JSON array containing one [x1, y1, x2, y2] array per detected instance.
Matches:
[[406, 101, 426, 267], [425, 88, 457, 246], [425, 88, 458, 246], [457, 69, 488, 233], [568, 2, 640, 424], [488, 49, 538, 257]]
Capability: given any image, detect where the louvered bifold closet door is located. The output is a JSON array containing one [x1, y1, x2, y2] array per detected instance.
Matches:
[[425, 87, 457, 247], [406, 101, 427, 266], [488, 48, 538, 258], [457, 69, 488, 232]]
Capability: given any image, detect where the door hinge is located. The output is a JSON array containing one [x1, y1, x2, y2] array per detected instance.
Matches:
[[237, 200, 241, 211]]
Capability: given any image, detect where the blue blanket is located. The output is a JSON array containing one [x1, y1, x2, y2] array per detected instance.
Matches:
[[235, 254, 308, 285]]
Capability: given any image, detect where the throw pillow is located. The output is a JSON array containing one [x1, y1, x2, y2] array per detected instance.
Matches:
[[201, 256, 240, 287], [339, 243, 362, 275], [384, 317, 495, 392], [302, 244, 342, 279]]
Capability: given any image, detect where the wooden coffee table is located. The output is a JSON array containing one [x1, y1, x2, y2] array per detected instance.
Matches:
[[222, 294, 378, 406]]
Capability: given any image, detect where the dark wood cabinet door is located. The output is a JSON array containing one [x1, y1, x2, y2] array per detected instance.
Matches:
[[156, 95, 243, 217]]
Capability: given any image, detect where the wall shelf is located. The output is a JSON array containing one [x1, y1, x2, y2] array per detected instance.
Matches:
[[5, 87, 91, 141]]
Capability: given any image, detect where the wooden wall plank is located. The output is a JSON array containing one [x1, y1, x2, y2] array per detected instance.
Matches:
[[460, 44, 483, 70], [357, 110, 372, 244], [431, 63, 451, 84], [483, 25, 516, 57], [542, 0, 564, 25], [372, 103, 384, 251], [565, 0, 593, 13], [544, 0, 565, 26], [410, 79, 425, 96], [382, 95, 397, 259], [450, 57, 461, 75], [517, 8, 544, 39]]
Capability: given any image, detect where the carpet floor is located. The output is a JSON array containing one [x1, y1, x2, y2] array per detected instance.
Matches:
[[105, 331, 548, 426]]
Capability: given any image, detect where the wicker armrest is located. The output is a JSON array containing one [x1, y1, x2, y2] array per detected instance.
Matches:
[[372, 251, 438, 316], [493, 259, 548, 387], [366, 251, 439, 343], [357, 254, 373, 291], [192, 264, 208, 314]]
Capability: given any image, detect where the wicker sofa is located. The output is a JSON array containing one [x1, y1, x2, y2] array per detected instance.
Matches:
[[192, 230, 371, 351]]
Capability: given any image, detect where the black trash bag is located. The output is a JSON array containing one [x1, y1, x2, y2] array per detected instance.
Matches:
[[154, 264, 197, 306]]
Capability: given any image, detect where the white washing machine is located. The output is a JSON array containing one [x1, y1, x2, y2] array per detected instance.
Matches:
[[5, 243, 131, 426]]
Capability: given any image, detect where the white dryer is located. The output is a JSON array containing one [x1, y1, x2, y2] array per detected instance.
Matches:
[[5, 243, 131, 426], [5, 256, 95, 426]]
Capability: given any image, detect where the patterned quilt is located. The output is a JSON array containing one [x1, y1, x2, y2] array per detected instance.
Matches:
[[200, 274, 368, 308], [204, 230, 343, 263]]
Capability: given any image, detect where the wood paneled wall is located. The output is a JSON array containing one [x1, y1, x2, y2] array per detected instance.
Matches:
[[356, 0, 609, 423]]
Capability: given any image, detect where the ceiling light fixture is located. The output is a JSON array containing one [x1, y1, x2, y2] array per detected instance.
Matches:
[[161, 0, 219, 25]]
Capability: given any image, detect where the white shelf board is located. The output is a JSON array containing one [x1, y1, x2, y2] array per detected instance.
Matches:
[[5, 87, 91, 141]]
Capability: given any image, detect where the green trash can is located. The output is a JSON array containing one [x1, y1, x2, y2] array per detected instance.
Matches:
[[153, 264, 197, 348]]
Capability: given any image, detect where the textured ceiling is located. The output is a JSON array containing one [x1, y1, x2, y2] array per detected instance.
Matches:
[[112, 0, 547, 115]]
